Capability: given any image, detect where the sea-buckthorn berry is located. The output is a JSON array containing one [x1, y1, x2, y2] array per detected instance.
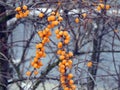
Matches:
[[59, 55, 65, 60], [63, 31, 68, 36], [68, 52, 73, 57], [15, 14, 20, 19], [96, 6, 101, 11], [68, 73, 73, 79], [105, 5, 111, 10], [82, 13, 87, 18], [87, 61, 93, 67], [58, 16, 63, 22], [51, 11, 56, 15], [69, 79, 74, 85], [39, 12, 44, 18], [15, 7, 21, 11], [34, 70, 39, 75], [26, 71, 31, 76], [55, 29, 60, 34], [99, 3, 104, 9], [64, 39, 70, 44], [47, 15, 56, 21], [23, 5, 28, 10], [58, 42, 63, 48], [75, 17, 79, 23]]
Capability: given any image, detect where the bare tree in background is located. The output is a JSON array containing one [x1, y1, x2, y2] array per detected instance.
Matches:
[[0, 0, 120, 90]]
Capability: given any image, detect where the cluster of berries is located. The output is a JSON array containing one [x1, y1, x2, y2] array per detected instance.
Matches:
[[26, 27, 52, 76], [55, 28, 76, 90], [15, 5, 29, 19], [96, 3, 111, 11], [26, 11, 63, 76], [74, 13, 87, 24], [55, 29, 70, 44], [47, 11, 63, 28]]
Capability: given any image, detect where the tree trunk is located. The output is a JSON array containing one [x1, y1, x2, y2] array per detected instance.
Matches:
[[0, 4, 9, 90], [87, 38, 100, 90], [87, 20, 103, 90]]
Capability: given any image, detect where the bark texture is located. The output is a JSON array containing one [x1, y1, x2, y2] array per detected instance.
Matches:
[[0, 4, 8, 90]]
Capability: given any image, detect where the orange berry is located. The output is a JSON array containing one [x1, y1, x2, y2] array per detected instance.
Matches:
[[51, 11, 56, 15], [23, 12, 28, 17], [43, 52, 46, 57], [47, 31, 52, 37], [59, 62, 62, 66], [15, 7, 21, 11], [43, 37, 49, 43], [58, 42, 63, 48], [56, 34, 61, 39], [52, 20, 59, 26], [99, 3, 104, 9], [66, 35, 70, 40], [15, 14, 20, 19], [42, 30, 47, 35], [65, 63, 69, 67], [19, 13, 24, 18], [36, 43, 43, 49], [57, 49, 62, 55], [55, 29, 60, 34], [34, 57, 38, 62], [41, 47, 45, 51], [39, 12, 44, 18], [71, 85, 76, 90], [69, 80, 74, 85], [45, 28, 50, 32], [68, 51, 73, 57], [33, 63, 38, 68], [38, 51, 43, 57], [105, 5, 111, 10], [60, 64, 65, 69], [47, 24, 51, 29], [64, 39, 70, 44], [63, 31, 68, 36], [82, 13, 87, 18], [60, 69, 65, 73], [60, 76, 65, 83], [68, 73, 73, 79], [60, 78, 65, 84], [26, 71, 31, 76], [49, 23, 55, 28], [47, 15, 56, 21], [38, 31, 43, 38], [38, 61, 43, 66], [34, 70, 39, 75], [61, 50, 66, 55], [57, 50, 61, 55], [68, 60, 73, 65], [42, 40, 46, 44], [59, 31, 63, 36], [25, 10, 30, 15], [87, 61, 93, 67], [100, 0, 103, 2], [75, 17, 79, 23], [62, 60, 67, 65], [64, 87, 69, 90], [96, 6, 101, 11], [59, 55, 65, 60], [23, 5, 28, 10], [58, 16, 63, 22]]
